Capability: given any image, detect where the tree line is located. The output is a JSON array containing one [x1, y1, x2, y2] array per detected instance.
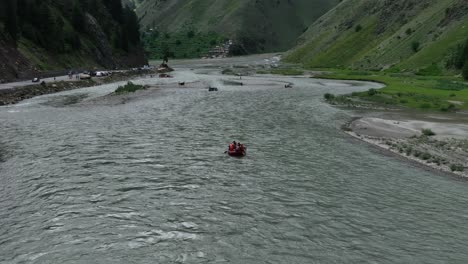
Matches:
[[447, 38, 468, 80], [0, 0, 140, 53]]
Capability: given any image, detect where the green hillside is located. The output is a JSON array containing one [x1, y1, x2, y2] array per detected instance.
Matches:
[[136, 0, 339, 58], [0, 0, 146, 81], [285, 0, 468, 75]]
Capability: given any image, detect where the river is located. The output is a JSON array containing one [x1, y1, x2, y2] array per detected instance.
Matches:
[[1, 55, 468, 263]]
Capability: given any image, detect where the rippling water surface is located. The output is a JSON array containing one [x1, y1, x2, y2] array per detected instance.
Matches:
[[1, 56, 468, 263]]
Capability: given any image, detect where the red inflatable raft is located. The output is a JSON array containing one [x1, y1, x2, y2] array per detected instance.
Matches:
[[227, 149, 246, 157]]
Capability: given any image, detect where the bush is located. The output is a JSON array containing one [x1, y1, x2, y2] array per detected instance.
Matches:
[[405, 147, 413, 156], [355, 25, 362, 32], [324, 93, 335, 100], [411, 41, 420, 52], [187, 30, 195, 38], [115, 81, 145, 94], [463, 60, 468, 81], [450, 164, 464, 172], [367, 88, 377, 96], [421, 152, 431, 160], [421, 128, 436, 136], [419, 103, 432, 109]]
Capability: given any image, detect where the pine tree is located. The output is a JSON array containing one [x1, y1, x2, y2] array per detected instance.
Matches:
[[123, 6, 140, 45], [72, 1, 86, 32], [104, 0, 123, 23], [463, 60, 468, 81], [5, 0, 18, 46]]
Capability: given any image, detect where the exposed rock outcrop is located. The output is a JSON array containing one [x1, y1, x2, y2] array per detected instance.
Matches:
[[85, 14, 116, 69], [0, 39, 37, 82]]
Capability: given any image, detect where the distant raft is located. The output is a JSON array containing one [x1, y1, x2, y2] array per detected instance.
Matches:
[[227, 149, 246, 157]]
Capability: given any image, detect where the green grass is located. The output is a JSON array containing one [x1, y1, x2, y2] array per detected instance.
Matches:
[[285, 0, 468, 75], [115, 82, 145, 94], [317, 69, 468, 111], [304, 18, 382, 68]]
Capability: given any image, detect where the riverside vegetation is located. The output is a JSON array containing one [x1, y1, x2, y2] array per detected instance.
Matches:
[[285, 0, 468, 112], [114, 81, 146, 94]]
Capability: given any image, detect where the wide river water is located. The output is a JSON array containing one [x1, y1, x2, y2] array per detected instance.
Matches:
[[1, 55, 468, 263]]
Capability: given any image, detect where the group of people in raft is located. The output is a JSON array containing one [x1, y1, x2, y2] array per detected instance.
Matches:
[[228, 141, 245, 153]]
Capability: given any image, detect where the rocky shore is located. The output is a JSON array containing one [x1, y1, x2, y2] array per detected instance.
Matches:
[[344, 117, 468, 177], [0, 70, 151, 106]]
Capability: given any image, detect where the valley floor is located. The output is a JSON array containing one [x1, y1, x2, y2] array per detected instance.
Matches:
[[313, 70, 468, 177], [254, 64, 468, 177]]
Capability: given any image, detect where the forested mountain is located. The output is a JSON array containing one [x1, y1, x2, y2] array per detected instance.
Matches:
[[285, 0, 468, 76], [136, 0, 339, 58], [0, 0, 146, 81]]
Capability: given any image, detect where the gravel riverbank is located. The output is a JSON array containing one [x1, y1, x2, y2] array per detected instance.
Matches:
[[0, 70, 152, 106], [344, 116, 468, 177]]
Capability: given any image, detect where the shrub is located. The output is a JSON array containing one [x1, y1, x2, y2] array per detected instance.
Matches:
[[355, 25, 362, 32], [440, 104, 457, 112], [405, 147, 413, 156], [411, 41, 420, 52], [421, 128, 436, 136], [187, 30, 195, 38], [324, 93, 335, 100], [463, 61, 468, 81], [406, 28, 413, 35], [450, 164, 464, 172], [367, 88, 377, 96], [419, 103, 431, 109], [421, 152, 431, 160], [115, 82, 145, 94]]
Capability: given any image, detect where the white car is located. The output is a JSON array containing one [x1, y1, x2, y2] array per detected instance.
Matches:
[[79, 73, 91, 80]]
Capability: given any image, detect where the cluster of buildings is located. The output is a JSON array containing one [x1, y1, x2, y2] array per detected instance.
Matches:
[[205, 40, 233, 59]]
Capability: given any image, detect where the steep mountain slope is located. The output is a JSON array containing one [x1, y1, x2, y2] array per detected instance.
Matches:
[[136, 0, 339, 57], [0, 0, 146, 81], [285, 0, 468, 74]]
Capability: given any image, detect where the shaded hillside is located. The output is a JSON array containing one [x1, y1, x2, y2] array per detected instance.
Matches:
[[285, 0, 468, 75], [0, 0, 147, 81], [136, 0, 339, 58]]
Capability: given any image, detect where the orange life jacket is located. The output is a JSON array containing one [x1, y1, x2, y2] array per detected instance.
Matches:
[[229, 144, 234, 151]]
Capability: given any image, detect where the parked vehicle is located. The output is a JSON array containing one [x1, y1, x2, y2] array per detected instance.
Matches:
[[32, 77, 40, 83], [79, 73, 91, 80]]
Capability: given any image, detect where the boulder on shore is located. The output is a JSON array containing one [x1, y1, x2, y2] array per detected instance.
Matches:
[[157, 63, 174, 73]]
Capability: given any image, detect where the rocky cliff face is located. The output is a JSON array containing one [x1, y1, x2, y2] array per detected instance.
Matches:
[[85, 13, 117, 68], [0, 38, 36, 82], [0, 0, 147, 82]]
